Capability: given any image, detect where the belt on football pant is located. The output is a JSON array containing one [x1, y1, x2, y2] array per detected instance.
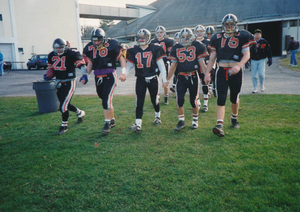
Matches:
[[179, 71, 196, 76]]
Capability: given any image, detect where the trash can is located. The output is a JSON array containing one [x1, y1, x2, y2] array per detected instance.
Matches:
[[33, 80, 59, 113]]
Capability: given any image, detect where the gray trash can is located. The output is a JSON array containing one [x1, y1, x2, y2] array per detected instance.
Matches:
[[33, 80, 59, 113]]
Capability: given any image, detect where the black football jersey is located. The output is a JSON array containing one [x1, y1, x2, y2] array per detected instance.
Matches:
[[48, 49, 85, 80], [208, 30, 255, 62], [150, 37, 174, 63], [126, 43, 165, 78], [83, 39, 122, 70], [169, 40, 209, 73]]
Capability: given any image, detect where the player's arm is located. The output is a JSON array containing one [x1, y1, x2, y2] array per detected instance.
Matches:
[[156, 58, 167, 83], [164, 62, 177, 88], [205, 51, 216, 84], [119, 55, 127, 82]]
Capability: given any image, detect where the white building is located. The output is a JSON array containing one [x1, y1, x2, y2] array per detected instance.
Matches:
[[0, 0, 81, 69]]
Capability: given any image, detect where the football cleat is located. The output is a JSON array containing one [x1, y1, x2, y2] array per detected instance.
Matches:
[[77, 110, 85, 123], [174, 120, 185, 131], [231, 119, 240, 129], [57, 126, 68, 135], [202, 105, 208, 113], [190, 122, 198, 129], [164, 96, 169, 105], [154, 117, 162, 125], [213, 124, 224, 137], [102, 122, 111, 135], [130, 124, 142, 133], [110, 118, 116, 128]]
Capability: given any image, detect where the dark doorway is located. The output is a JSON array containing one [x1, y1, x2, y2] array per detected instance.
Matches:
[[247, 21, 282, 56]]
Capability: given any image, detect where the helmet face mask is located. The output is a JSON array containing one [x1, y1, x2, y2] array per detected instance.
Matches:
[[179, 28, 194, 47], [155, 26, 166, 39], [53, 38, 67, 56], [222, 14, 238, 34], [136, 29, 151, 46]]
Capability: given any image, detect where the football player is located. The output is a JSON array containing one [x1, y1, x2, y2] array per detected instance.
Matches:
[[44, 38, 87, 135], [151, 26, 174, 105], [206, 14, 255, 137], [82, 28, 126, 135], [125, 29, 167, 132], [194, 25, 211, 112], [170, 32, 180, 93], [165, 28, 209, 131]]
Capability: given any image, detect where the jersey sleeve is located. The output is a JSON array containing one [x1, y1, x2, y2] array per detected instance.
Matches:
[[72, 50, 85, 68], [168, 45, 178, 63], [167, 38, 175, 54], [208, 34, 218, 52], [196, 42, 209, 62], [126, 47, 136, 64], [83, 42, 93, 63], [109, 39, 123, 61], [154, 45, 165, 61], [47, 53, 54, 70], [241, 30, 256, 52]]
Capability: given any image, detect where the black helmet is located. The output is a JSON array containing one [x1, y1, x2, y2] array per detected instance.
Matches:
[[91, 28, 106, 44], [53, 38, 67, 56], [222, 14, 238, 34], [136, 28, 151, 46]]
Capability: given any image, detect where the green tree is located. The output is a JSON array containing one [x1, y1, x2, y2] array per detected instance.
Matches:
[[99, 19, 115, 31]]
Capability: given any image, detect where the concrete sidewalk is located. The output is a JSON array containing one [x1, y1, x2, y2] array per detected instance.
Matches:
[[0, 57, 299, 97]]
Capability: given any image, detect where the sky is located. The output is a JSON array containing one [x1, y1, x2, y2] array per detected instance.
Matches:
[[78, 0, 157, 27]]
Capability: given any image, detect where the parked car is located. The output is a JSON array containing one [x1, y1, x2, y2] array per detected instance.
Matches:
[[3, 61, 12, 70], [27, 54, 48, 70]]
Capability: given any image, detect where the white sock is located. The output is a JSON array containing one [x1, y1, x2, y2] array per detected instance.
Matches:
[[135, 119, 142, 126]]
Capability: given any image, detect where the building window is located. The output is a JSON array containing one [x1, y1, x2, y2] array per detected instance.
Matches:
[[18, 48, 24, 53], [290, 20, 299, 27], [0, 14, 3, 21], [282, 21, 288, 27]]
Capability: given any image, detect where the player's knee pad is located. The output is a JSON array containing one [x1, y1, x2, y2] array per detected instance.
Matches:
[[217, 94, 227, 106]]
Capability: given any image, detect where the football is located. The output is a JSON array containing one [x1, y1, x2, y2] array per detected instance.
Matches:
[[45, 68, 54, 78]]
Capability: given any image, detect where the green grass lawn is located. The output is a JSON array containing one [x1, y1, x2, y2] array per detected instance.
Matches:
[[280, 52, 300, 72], [0, 94, 299, 211]]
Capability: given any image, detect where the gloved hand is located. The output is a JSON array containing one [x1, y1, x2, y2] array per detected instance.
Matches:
[[267, 58, 272, 66], [43, 74, 52, 81], [79, 74, 88, 85]]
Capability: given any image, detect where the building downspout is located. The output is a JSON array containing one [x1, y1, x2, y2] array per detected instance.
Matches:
[[75, 0, 82, 53]]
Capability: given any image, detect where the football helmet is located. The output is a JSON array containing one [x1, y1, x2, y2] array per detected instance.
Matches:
[[155, 26, 166, 39], [174, 32, 180, 42], [194, 25, 206, 39], [179, 28, 194, 46], [91, 28, 106, 45], [222, 14, 238, 34], [136, 28, 151, 46], [206, 26, 215, 34], [53, 38, 67, 56]]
